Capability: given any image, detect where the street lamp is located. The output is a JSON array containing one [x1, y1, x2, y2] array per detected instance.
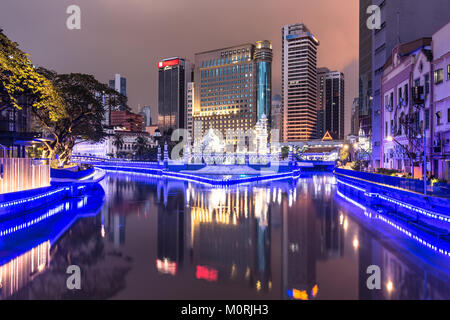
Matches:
[[417, 133, 427, 196]]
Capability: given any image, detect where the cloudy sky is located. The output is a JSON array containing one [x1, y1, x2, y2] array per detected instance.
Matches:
[[0, 0, 358, 135]]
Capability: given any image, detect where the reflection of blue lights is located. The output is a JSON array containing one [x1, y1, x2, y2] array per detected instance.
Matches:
[[336, 179, 450, 224], [97, 165, 301, 187], [0, 202, 67, 238], [0, 187, 69, 209], [336, 189, 450, 258]]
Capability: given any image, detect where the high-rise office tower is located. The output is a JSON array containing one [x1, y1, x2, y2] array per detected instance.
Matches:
[[351, 98, 360, 136], [359, 0, 450, 168], [140, 106, 152, 127], [358, 0, 373, 137], [282, 23, 319, 142], [157, 57, 193, 136], [271, 94, 283, 134], [317, 68, 345, 140], [193, 41, 272, 139], [186, 82, 194, 139], [109, 74, 127, 97]]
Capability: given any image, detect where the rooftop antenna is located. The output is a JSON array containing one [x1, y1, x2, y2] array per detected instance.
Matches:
[[396, 10, 401, 44]]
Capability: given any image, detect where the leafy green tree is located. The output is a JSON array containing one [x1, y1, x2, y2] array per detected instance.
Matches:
[[33, 69, 127, 164], [0, 29, 65, 120]]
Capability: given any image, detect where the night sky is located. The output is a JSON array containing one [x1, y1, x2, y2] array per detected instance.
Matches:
[[0, 0, 358, 135]]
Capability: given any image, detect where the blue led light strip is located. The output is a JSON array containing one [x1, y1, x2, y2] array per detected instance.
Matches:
[[336, 179, 450, 224], [0, 187, 70, 209]]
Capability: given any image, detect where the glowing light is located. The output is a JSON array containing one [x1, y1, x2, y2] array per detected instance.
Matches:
[[343, 218, 348, 231], [289, 289, 309, 300], [156, 259, 177, 276], [311, 284, 319, 298], [353, 237, 359, 250], [386, 281, 394, 293], [196, 265, 218, 282]]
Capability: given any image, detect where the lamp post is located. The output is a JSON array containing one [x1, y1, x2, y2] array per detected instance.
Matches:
[[418, 133, 427, 196]]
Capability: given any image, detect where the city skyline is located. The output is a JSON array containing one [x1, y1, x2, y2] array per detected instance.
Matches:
[[0, 0, 358, 137]]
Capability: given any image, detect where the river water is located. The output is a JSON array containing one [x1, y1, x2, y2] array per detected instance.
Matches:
[[1, 172, 449, 299]]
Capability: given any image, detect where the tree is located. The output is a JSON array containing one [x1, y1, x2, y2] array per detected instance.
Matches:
[[0, 29, 65, 121], [340, 145, 350, 163], [397, 110, 423, 178], [281, 146, 289, 160], [133, 136, 149, 159], [112, 133, 124, 157], [33, 69, 127, 164]]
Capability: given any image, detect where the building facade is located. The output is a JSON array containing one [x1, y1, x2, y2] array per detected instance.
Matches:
[[109, 74, 127, 97], [73, 130, 154, 158], [316, 68, 345, 140], [367, 0, 450, 169], [157, 57, 193, 136], [271, 94, 283, 136], [358, 0, 373, 137], [193, 41, 272, 140], [351, 98, 360, 136], [380, 39, 432, 175], [140, 106, 152, 127], [111, 110, 144, 132], [282, 23, 319, 142], [186, 82, 194, 140], [431, 22, 450, 180]]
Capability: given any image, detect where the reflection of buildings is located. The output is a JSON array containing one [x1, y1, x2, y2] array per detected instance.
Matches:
[[336, 180, 450, 299], [357, 226, 450, 300], [156, 180, 186, 271], [0, 241, 50, 299], [187, 186, 273, 292], [282, 180, 317, 299]]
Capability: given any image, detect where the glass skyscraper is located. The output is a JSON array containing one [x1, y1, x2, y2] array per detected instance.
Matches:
[[255, 41, 272, 123], [157, 58, 193, 136], [193, 41, 272, 139]]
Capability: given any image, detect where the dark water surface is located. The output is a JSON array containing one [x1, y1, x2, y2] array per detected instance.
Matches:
[[1, 173, 449, 300]]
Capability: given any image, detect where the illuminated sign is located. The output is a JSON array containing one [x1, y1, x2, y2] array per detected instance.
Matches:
[[158, 59, 180, 68], [156, 259, 177, 275], [196, 265, 218, 282]]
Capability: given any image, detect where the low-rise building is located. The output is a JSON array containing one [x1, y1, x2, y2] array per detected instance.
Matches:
[[431, 22, 450, 180], [380, 38, 432, 176], [73, 129, 155, 158], [111, 110, 144, 132]]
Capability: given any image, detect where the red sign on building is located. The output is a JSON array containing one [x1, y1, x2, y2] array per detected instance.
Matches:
[[157, 59, 180, 68]]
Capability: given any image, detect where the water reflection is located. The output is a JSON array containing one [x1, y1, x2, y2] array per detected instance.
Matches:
[[0, 173, 449, 299]]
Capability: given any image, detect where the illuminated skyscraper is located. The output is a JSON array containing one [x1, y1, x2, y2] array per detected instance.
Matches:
[[157, 57, 193, 136], [282, 23, 319, 142], [109, 73, 127, 97], [317, 68, 345, 140], [193, 41, 272, 139]]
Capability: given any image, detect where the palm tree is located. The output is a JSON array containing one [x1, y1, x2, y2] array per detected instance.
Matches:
[[133, 136, 149, 160], [112, 134, 124, 157]]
